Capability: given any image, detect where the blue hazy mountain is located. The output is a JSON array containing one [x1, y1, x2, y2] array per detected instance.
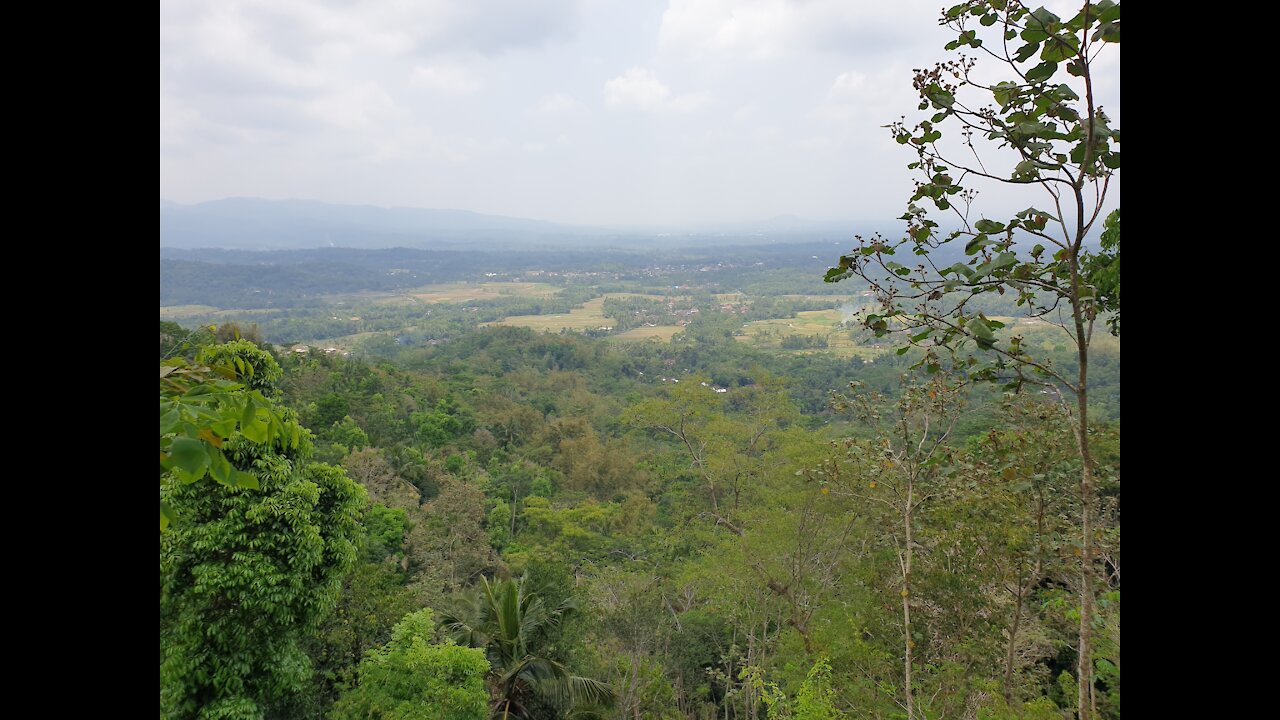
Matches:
[[159, 197, 584, 249]]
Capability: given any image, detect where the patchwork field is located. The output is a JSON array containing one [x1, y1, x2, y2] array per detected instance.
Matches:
[[737, 309, 889, 360], [486, 297, 614, 331], [614, 326, 684, 341], [160, 305, 277, 319], [778, 294, 855, 303], [160, 305, 221, 318], [486, 293, 667, 333], [370, 281, 563, 305]]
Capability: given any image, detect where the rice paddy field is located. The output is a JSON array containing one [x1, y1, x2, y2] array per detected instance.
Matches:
[[365, 281, 563, 305], [736, 309, 888, 360], [613, 326, 684, 341], [485, 293, 671, 333]]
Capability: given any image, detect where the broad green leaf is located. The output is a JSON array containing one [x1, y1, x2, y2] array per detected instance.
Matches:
[[240, 397, 257, 428], [965, 234, 993, 255], [1040, 34, 1080, 62], [232, 470, 261, 490], [160, 408, 181, 436], [926, 85, 955, 109], [241, 411, 270, 444], [1093, 21, 1120, 43], [1029, 7, 1061, 29], [1026, 61, 1057, 82], [992, 81, 1019, 107], [824, 267, 853, 283], [170, 437, 210, 476], [208, 447, 233, 485], [992, 253, 1019, 272]]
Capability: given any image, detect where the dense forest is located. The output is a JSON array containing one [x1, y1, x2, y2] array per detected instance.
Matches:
[[161, 2, 1119, 717], [162, 312, 1118, 719]]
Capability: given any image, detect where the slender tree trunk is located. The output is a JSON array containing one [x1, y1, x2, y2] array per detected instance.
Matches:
[[1069, 256, 1095, 720], [1077, 453, 1094, 720], [903, 481, 914, 720], [1072, 14, 1103, 716], [1003, 566, 1025, 702]]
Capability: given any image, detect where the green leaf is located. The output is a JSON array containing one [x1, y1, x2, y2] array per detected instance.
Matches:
[[974, 219, 1006, 234], [925, 85, 955, 109], [965, 234, 993, 255], [232, 470, 261, 490], [1029, 7, 1061, 30], [170, 437, 210, 476], [1026, 61, 1057, 83], [1097, 0, 1121, 23], [1014, 42, 1041, 63], [160, 408, 181, 436], [1040, 34, 1079, 62], [208, 447, 233, 485], [241, 411, 270, 444], [992, 81, 1019, 107], [1093, 21, 1120, 43], [1013, 160, 1038, 180]]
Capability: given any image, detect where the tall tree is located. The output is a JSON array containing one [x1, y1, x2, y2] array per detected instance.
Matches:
[[825, 375, 961, 720], [440, 576, 614, 719], [825, 4, 1119, 716], [160, 340, 299, 530], [161, 342, 367, 719], [331, 609, 490, 720]]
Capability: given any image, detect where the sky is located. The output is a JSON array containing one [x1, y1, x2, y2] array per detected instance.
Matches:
[[160, 0, 1120, 228]]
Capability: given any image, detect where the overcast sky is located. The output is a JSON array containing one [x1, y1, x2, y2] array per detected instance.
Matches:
[[160, 0, 1120, 228]]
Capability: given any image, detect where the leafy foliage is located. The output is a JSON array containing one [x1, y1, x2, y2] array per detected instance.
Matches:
[[160, 342, 300, 530], [823, 5, 1119, 717], [160, 341, 367, 719], [331, 609, 490, 720], [441, 577, 614, 718]]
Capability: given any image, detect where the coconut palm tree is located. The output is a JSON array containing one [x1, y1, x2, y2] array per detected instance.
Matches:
[[440, 576, 614, 719]]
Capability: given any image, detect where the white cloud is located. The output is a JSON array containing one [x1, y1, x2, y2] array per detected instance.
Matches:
[[658, 0, 927, 61], [811, 66, 914, 125], [161, 0, 1117, 226], [667, 92, 713, 112], [410, 64, 483, 94], [534, 93, 582, 114], [604, 68, 670, 111], [603, 67, 709, 113], [827, 71, 866, 101]]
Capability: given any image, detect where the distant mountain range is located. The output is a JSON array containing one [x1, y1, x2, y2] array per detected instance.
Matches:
[[159, 198, 585, 250], [159, 198, 859, 250]]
